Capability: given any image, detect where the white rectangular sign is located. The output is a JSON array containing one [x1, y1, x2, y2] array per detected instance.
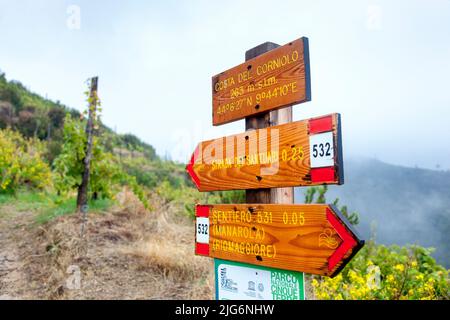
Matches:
[[196, 217, 209, 244], [309, 131, 334, 168]]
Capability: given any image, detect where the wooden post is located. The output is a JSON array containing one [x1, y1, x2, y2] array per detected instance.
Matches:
[[77, 76, 98, 214], [244, 43, 294, 206], [243, 41, 299, 296]]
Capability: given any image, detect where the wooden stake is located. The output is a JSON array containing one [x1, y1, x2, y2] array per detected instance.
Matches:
[[77, 77, 98, 215]]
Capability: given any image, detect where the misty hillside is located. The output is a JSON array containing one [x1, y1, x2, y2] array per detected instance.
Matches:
[[295, 158, 450, 268]]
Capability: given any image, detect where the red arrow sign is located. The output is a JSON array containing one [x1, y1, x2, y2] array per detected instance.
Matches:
[[186, 113, 344, 192], [194, 204, 364, 277], [186, 146, 201, 189]]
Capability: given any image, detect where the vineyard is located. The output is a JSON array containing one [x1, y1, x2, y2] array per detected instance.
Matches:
[[0, 71, 448, 300]]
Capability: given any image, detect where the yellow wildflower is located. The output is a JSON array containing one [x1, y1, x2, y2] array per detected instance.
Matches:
[[387, 275, 395, 283], [311, 279, 319, 287], [394, 264, 405, 272]]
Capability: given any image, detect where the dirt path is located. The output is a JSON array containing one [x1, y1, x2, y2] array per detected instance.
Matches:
[[0, 192, 214, 300], [0, 206, 35, 299]]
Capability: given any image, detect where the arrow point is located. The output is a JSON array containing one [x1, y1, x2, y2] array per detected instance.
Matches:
[[326, 207, 361, 274], [186, 145, 201, 190]]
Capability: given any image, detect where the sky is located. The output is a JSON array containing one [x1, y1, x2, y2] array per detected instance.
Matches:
[[0, 0, 449, 169]]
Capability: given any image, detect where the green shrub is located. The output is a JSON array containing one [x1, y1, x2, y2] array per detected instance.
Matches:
[[0, 129, 52, 194], [121, 157, 188, 189], [53, 115, 149, 208], [53, 115, 122, 199]]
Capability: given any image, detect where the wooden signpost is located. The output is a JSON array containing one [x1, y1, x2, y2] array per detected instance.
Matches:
[[212, 37, 310, 126], [188, 36, 364, 299], [186, 113, 344, 192], [195, 204, 363, 277]]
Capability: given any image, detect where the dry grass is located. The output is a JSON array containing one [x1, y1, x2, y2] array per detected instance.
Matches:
[[2, 188, 214, 300], [125, 240, 209, 281], [120, 189, 214, 299], [123, 241, 214, 299]]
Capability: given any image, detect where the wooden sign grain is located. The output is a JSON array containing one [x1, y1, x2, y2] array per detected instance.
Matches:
[[212, 37, 311, 126], [186, 113, 344, 192], [195, 204, 364, 277]]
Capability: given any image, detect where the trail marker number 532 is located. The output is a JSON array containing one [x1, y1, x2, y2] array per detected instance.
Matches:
[[196, 217, 209, 244], [309, 131, 334, 168]]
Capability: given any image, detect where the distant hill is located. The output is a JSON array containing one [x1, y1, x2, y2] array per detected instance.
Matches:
[[0, 70, 157, 163], [295, 157, 450, 268], [0, 69, 192, 192]]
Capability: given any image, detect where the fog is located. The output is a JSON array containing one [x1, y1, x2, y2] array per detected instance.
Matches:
[[295, 157, 450, 267]]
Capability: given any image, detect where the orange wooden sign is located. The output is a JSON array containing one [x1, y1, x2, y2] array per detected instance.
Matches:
[[212, 37, 311, 126], [195, 204, 364, 277], [186, 113, 344, 192]]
